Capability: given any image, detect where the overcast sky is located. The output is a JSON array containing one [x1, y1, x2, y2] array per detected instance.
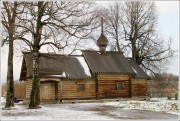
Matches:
[[1, 1, 179, 83]]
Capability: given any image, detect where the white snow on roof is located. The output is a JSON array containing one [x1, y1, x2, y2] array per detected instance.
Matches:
[[62, 71, 66, 77], [47, 75, 65, 77], [132, 67, 137, 73], [76, 57, 91, 77]]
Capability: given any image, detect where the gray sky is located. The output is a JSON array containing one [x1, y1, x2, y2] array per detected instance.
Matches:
[[1, 1, 179, 83]]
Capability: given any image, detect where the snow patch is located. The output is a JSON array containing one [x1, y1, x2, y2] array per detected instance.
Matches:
[[132, 67, 137, 73], [62, 71, 66, 77], [1, 97, 6, 103], [1, 97, 178, 120], [47, 75, 65, 77], [105, 99, 179, 115], [44, 71, 66, 78], [1, 97, 113, 120], [76, 57, 91, 77]]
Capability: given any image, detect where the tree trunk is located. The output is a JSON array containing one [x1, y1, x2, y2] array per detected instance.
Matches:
[[132, 41, 137, 62], [116, 40, 121, 52], [29, 2, 44, 108], [4, 2, 17, 108], [5, 38, 14, 108], [115, 29, 121, 52], [29, 51, 40, 108]]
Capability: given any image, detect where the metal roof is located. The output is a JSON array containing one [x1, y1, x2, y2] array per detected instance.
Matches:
[[127, 59, 150, 79], [82, 51, 135, 75], [21, 52, 92, 80], [20, 51, 149, 81]]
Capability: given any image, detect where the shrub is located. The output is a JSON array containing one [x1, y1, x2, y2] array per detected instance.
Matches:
[[167, 96, 171, 100]]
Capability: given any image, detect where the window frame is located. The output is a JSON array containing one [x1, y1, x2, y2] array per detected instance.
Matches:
[[77, 84, 86, 91], [116, 82, 125, 90]]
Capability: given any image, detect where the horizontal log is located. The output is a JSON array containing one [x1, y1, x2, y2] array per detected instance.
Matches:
[[62, 96, 95, 99], [98, 74, 129, 77], [99, 80, 129, 82], [131, 80, 147, 84], [132, 86, 147, 88], [61, 95, 95, 97], [99, 94, 129, 97], [24, 76, 148, 101], [61, 93, 96, 96], [98, 78, 129, 80]]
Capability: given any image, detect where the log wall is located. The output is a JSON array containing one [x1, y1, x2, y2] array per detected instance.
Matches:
[[25, 78, 96, 101], [24, 76, 148, 102], [97, 74, 129, 80], [25, 79, 32, 99], [59, 79, 96, 99], [25, 78, 58, 101], [131, 79, 147, 96], [97, 74, 131, 98]]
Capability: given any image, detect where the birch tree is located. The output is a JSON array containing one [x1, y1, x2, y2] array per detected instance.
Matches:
[[15, 1, 98, 108], [1, 1, 27, 109]]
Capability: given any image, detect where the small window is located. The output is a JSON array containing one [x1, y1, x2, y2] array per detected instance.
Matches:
[[116, 83, 125, 90], [78, 84, 85, 91]]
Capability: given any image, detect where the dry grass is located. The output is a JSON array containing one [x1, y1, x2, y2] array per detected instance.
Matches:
[[1, 84, 7, 97], [1, 82, 26, 99]]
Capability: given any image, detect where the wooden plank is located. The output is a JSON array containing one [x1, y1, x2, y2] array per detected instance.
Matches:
[[97, 79, 130, 98], [40, 82, 55, 101], [131, 79, 147, 96], [25, 79, 32, 99], [57, 80, 96, 99], [97, 74, 129, 80], [131, 79, 147, 84], [40, 78, 60, 82]]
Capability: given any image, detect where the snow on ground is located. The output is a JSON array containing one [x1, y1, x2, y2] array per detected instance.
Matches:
[[2, 105, 112, 120], [1, 97, 178, 120], [105, 98, 179, 115], [1, 97, 113, 120], [1, 97, 6, 103]]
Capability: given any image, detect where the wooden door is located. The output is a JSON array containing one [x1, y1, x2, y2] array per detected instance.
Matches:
[[40, 82, 55, 101]]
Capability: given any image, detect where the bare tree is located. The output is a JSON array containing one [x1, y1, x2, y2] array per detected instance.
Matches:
[[100, 2, 122, 52], [149, 73, 178, 97], [122, 1, 175, 74], [1, 1, 27, 109], [14, 1, 98, 108], [101, 1, 175, 75]]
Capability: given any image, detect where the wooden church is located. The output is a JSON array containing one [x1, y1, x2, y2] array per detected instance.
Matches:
[[20, 19, 150, 103]]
